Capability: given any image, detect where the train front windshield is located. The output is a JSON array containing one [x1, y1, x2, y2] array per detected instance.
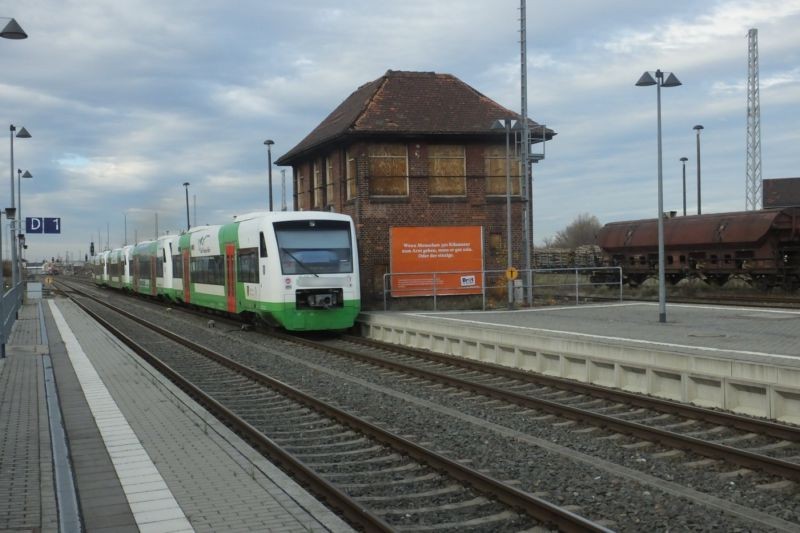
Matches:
[[274, 220, 354, 275]]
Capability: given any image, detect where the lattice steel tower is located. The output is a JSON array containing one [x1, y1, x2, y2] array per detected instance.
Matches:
[[746, 28, 762, 210]]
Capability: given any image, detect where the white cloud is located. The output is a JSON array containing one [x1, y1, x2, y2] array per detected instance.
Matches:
[[5, 0, 800, 258]]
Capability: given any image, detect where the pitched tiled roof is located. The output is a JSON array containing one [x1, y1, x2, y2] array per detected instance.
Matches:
[[276, 70, 554, 164]]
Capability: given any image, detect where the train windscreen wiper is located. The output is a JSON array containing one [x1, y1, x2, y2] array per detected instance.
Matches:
[[280, 248, 320, 277]]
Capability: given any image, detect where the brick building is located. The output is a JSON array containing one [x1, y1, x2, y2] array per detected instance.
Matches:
[[276, 70, 554, 305]]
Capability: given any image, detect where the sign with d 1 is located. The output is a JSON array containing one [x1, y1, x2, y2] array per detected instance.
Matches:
[[26, 217, 61, 234]]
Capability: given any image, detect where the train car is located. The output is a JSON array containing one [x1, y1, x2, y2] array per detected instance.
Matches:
[[107, 245, 133, 289], [131, 240, 158, 296], [91, 211, 360, 331], [92, 250, 110, 285], [178, 211, 359, 330], [177, 225, 221, 307], [597, 207, 800, 290], [157, 234, 183, 301]]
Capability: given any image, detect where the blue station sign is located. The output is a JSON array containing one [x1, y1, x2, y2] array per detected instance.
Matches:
[[26, 217, 61, 234]]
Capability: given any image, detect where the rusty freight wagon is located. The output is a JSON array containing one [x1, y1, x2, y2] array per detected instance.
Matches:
[[596, 207, 800, 290]]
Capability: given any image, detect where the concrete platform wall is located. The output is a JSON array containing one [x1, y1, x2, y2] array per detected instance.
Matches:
[[358, 313, 800, 424]]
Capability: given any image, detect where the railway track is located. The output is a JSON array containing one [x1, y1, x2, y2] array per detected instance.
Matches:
[[55, 278, 800, 531], [57, 280, 609, 532], [283, 333, 800, 482]]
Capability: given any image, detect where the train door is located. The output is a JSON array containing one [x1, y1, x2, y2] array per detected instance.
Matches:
[[150, 256, 157, 296], [226, 244, 236, 312], [133, 255, 139, 292], [183, 249, 191, 303]]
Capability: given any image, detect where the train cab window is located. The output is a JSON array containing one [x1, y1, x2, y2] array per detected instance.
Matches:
[[259, 232, 268, 257], [274, 219, 354, 275]]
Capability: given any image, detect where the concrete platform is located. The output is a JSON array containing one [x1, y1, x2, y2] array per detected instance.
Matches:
[[359, 302, 800, 424], [0, 298, 352, 532]]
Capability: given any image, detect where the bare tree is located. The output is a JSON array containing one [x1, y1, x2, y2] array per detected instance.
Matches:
[[548, 213, 602, 249]]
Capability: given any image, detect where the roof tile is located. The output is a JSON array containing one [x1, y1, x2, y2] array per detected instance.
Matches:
[[277, 70, 554, 164]]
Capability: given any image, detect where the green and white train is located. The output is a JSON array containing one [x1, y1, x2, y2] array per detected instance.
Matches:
[[92, 211, 360, 331]]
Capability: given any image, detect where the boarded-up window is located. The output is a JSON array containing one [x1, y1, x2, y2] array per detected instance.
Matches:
[[326, 156, 335, 206], [296, 173, 306, 208], [313, 162, 323, 208], [368, 144, 408, 196], [346, 152, 357, 200], [485, 145, 521, 195], [428, 145, 466, 196]]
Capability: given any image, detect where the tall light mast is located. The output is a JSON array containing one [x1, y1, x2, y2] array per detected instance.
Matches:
[[745, 28, 762, 210], [520, 0, 532, 305]]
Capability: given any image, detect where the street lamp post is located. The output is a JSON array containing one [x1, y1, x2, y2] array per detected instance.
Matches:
[[9, 124, 30, 287], [636, 69, 682, 324], [17, 169, 31, 276], [491, 118, 517, 309], [182, 182, 191, 231], [679, 157, 688, 216], [693, 125, 704, 215], [264, 140, 274, 211], [1, 17, 26, 358]]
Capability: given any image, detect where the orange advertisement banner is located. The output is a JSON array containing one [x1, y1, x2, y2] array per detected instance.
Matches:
[[390, 226, 484, 297]]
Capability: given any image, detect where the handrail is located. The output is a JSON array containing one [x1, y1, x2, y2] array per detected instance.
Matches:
[[0, 281, 24, 357], [383, 266, 622, 311]]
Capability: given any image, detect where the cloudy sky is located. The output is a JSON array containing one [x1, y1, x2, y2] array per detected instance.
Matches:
[[3, 0, 799, 262]]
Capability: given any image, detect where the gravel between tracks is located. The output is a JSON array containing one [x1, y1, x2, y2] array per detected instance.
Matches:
[[76, 288, 800, 532]]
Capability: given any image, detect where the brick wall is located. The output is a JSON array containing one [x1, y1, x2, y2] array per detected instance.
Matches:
[[290, 138, 528, 306]]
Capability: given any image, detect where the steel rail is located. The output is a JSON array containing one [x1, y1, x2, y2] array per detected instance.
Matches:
[[64, 292, 393, 533], [273, 331, 800, 483], [345, 336, 800, 443], [59, 282, 611, 533]]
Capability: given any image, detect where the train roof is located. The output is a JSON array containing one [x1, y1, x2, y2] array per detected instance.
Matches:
[[597, 207, 800, 250], [231, 210, 353, 223]]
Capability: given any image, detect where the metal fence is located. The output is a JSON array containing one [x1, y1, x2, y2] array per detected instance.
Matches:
[[0, 282, 24, 357], [382, 266, 622, 311]]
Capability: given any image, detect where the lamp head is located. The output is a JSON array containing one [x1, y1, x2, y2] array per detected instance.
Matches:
[[22, 170, 32, 178], [182, 181, 190, 187], [635, 71, 657, 87], [4, 207, 16, 219], [693, 124, 704, 131], [264, 139, 274, 146], [662, 73, 681, 87], [0, 18, 27, 40], [16, 126, 31, 139], [680, 157, 688, 162]]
